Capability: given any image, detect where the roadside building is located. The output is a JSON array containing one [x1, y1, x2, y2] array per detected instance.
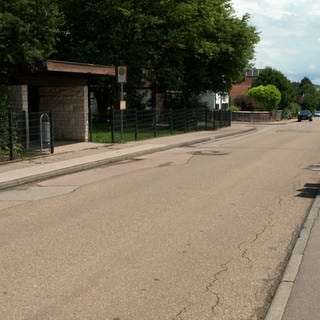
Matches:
[[230, 69, 261, 101], [9, 60, 115, 142]]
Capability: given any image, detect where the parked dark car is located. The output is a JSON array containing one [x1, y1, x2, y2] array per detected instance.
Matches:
[[298, 110, 313, 121]]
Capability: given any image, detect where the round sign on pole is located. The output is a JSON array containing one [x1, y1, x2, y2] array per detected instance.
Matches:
[[117, 66, 127, 83]]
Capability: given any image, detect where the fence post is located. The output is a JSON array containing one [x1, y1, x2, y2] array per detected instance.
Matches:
[[184, 107, 187, 132], [111, 107, 115, 143], [153, 106, 157, 137], [49, 111, 54, 154], [193, 109, 196, 130], [223, 110, 225, 127], [169, 108, 173, 134], [88, 97, 93, 142], [205, 109, 208, 130], [24, 111, 30, 150], [134, 108, 138, 141], [216, 110, 219, 128], [213, 110, 216, 130], [8, 112, 13, 160], [221, 110, 224, 127], [152, 81, 157, 137]]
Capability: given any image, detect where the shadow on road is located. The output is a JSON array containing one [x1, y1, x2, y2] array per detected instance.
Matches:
[[296, 183, 320, 198]]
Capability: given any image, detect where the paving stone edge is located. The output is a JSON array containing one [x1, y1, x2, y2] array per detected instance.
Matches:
[[264, 194, 320, 320]]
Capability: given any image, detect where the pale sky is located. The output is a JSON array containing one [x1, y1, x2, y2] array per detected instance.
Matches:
[[231, 0, 320, 84]]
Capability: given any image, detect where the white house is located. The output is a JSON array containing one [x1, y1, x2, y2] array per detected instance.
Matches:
[[199, 91, 229, 110]]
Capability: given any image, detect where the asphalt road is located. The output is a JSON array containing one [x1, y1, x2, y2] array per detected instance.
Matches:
[[1, 120, 320, 320]]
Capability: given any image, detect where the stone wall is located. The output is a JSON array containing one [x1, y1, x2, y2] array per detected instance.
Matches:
[[38, 86, 88, 141], [232, 110, 283, 122]]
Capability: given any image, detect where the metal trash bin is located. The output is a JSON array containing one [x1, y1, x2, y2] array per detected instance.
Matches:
[[40, 113, 51, 151], [41, 121, 51, 144]]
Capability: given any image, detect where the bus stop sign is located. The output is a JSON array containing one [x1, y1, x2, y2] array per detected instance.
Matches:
[[117, 66, 127, 83]]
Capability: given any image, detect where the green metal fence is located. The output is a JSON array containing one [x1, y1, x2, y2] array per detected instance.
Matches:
[[0, 108, 230, 161], [91, 108, 231, 143], [0, 111, 54, 161]]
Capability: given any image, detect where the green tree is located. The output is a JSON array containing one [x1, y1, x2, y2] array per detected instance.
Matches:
[[0, 0, 61, 84], [297, 77, 313, 92], [247, 84, 281, 111], [300, 87, 320, 112], [295, 77, 320, 112], [54, 0, 259, 105], [0, 0, 60, 153], [251, 67, 294, 109]]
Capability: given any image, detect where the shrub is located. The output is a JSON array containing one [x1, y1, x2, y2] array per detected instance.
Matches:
[[247, 84, 281, 111], [228, 104, 241, 112], [288, 102, 301, 117], [232, 94, 259, 111]]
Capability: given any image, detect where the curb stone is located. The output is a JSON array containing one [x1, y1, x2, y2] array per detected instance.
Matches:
[[264, 195, 320, 320]]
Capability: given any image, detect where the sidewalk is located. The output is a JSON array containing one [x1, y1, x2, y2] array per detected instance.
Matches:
[[0, 123, 256, 190], [264, 195, 320, 320], [282, 198, 320, 320]]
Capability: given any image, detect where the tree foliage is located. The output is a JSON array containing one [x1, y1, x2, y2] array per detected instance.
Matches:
[[0, 0, 61, 155], [251, 67, 294, 108], [293, 77, 320, 112], [0, 0, 259, 111], [247, 84, 281, 111], [54, 0, 259, 98], [0, 0, 61, 84]]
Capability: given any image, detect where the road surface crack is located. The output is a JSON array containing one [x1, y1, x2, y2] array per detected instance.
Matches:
[[172, 261, 230, 319], [174, 306, 188, 320], [253, 225, 267, 243], [241, 248, 251, 264], [206, 261, 230, 314], [238, 223, 270, 265], [206, 261, 230, 292]]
